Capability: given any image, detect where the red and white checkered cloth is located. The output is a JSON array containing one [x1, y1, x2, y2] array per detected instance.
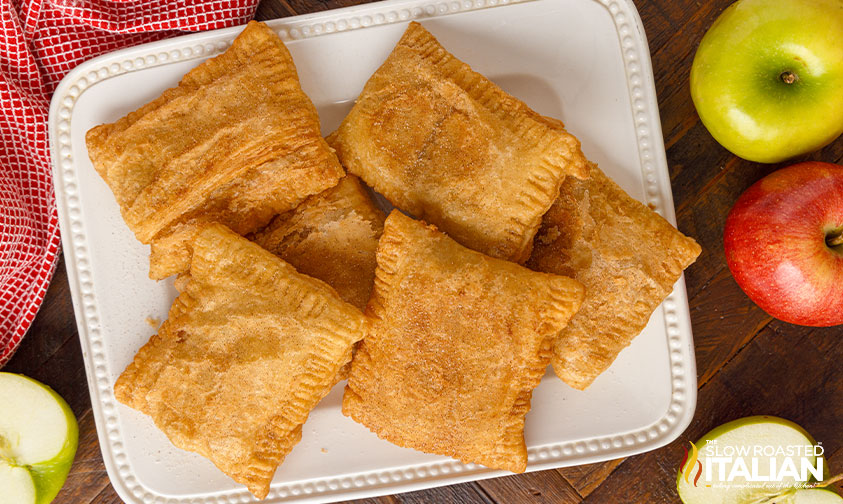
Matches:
[[0, 0, 259, 367]]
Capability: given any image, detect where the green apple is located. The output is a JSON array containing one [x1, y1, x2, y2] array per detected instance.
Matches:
[[742, 488, 843, 503], [0, 373, 78, 504], [690, 0, 843, 163], [793, 489, 843, 503], [677, 416, 830, 504]]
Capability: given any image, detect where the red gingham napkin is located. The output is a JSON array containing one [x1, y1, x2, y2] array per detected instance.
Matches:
[[0, 0, 260, 368]]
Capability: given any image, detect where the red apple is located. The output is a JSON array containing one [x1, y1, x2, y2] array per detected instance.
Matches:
[[724, 161, 843, 326]]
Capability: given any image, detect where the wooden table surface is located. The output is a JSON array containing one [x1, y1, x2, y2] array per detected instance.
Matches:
[[6, 0, 843, 502]]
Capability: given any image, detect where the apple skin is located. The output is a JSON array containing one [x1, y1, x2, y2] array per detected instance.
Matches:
[[724, 162, 843, 326], [29, 420, 78, 504], [23, 374, 78, 504], [0, 373, 78, 504], [690, 0, 843, 163]]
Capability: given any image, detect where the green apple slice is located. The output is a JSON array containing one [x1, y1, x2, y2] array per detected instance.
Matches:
[[677, 416, 824, 504], [0, 462, 36, 504], [0, 373, 78, 504], [792, 489, 843, 503]]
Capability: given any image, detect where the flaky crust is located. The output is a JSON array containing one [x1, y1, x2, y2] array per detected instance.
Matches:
[[343, 211, 584, 473], [114, 224, 366, 499], [86, 21, 343, 280], [252, 175, 385, 311], [528, 162, 701, 390], [331, 22, 587, 263], [253, 174, 384, 382]]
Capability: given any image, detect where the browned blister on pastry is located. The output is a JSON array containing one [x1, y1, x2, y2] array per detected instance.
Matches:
[[343, 211, 584, 473], [114, 224, 366, 500], [528, 162, 701, 390], [253, 174, 385, 311], [330, 22, 588, 263], [86, 21, 343, 280]]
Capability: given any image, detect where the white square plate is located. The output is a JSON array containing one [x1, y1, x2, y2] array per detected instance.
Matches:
[[49, 0, 697, 502]]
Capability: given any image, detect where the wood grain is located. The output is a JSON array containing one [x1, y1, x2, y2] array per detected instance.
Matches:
[[477, 470, 581, 503], [556, 460, 624, 498], [6, 0, 843, 503]]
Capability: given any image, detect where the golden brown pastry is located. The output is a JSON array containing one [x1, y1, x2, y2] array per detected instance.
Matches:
[[528, 162, 701, 390], [343, 211, 585, 473], [330, 22, 588, 263], [252, 174, 385, 311], [86, 21, 343, 280], [252, 174, 384, 383], [114, 224, 366, 499]]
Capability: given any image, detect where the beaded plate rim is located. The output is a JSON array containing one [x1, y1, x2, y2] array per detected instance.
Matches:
[[48, 0, 697, 502]]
